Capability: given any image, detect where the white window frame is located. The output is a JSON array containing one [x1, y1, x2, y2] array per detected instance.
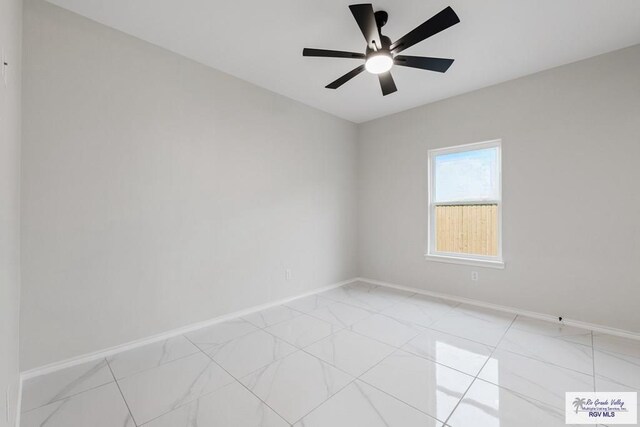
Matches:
[[426, 139, 504, 269]]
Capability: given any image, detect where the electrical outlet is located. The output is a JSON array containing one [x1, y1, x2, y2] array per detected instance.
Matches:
[[471, 271, 479, 281], [285, 269, 292, 281]]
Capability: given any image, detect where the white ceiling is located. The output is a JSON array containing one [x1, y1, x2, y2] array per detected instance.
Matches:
[[45, 0, 640, 123]]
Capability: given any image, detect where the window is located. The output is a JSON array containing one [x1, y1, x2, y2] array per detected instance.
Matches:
[[427, 140, 503, 268]]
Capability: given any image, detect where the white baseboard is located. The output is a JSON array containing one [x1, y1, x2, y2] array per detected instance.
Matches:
[[20, 277, 359, 381], [19, 274, 639, 384], [357, 277, 640, 341]]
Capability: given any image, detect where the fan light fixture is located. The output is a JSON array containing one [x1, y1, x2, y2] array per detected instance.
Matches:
[[303, 4, 460, 96], [365, 53, 393, 74]]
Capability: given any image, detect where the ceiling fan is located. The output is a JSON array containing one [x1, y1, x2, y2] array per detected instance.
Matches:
[[302, 4, 460, 96]]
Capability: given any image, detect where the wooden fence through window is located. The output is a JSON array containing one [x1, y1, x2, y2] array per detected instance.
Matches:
[[435, 204, 498, 256]]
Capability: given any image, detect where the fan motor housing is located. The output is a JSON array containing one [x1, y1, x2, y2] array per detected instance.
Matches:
[[374, 11, 388, 28]]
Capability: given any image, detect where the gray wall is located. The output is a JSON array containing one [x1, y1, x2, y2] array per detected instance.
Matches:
[[21, 0, 358, 370], [0, 0, 22, 424], [358, 44, 640, 333]]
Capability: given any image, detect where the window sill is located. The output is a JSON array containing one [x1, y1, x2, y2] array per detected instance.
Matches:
[[424, 253, 505, 269]]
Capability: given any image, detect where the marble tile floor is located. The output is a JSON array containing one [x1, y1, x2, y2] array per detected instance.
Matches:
[[20, 281, 639, 426]]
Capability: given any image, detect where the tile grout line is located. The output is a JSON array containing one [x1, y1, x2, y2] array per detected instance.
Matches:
[[352, 341, 450, 425], [291, 287, 479, 423], [223, 294, 403, 423], [128, 338, 264, 426], [233, 311, 349, 355], [459, 315, 597, 377], [185, 321, 262, 354], [105, 358, 139, 427], [181, 333, 294, 426], [20, 382, 114, 415], [287, 363, 356, 425], [440, 312, 519, 426], [299, 295, 445, 353], [210, 285, 423, 424], [235, 321, 361, 424], [104, 343, 203, 383], [212, 332, 358, 426], [248, 299, 368, 346], [260, 318, 347, 350], [441, 315, 601, 424], [406, 315, 595, 399], [301, 303, 377, 329], [315, 283, 415, 313], [19, 360, 118, 415], [257, 286, 431, 352], [316, 289, 437, 345], [296, 286, 439, 422], [340, 322, 456, 423], [343, 327, 410, 351], [284, 289, 457, 424], [243, 305, 307, 329], [497, 334, 595, 377], [356, 346, 442, 422], [484, 342, 596, 378], [353, 378, 445, 424]]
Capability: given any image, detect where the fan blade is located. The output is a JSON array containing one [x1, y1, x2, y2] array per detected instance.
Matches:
[[326, 64, 366, 89], [394, 55, 454, 73], [349, 4, 382, 50], [390, 6, 460, 54], [378, 71, 397, 96], [303, 48, 365, 59]]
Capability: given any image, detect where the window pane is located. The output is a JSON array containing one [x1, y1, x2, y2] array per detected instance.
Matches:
[[434, 147, 498, 203], [435, 204, 498, 256]]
